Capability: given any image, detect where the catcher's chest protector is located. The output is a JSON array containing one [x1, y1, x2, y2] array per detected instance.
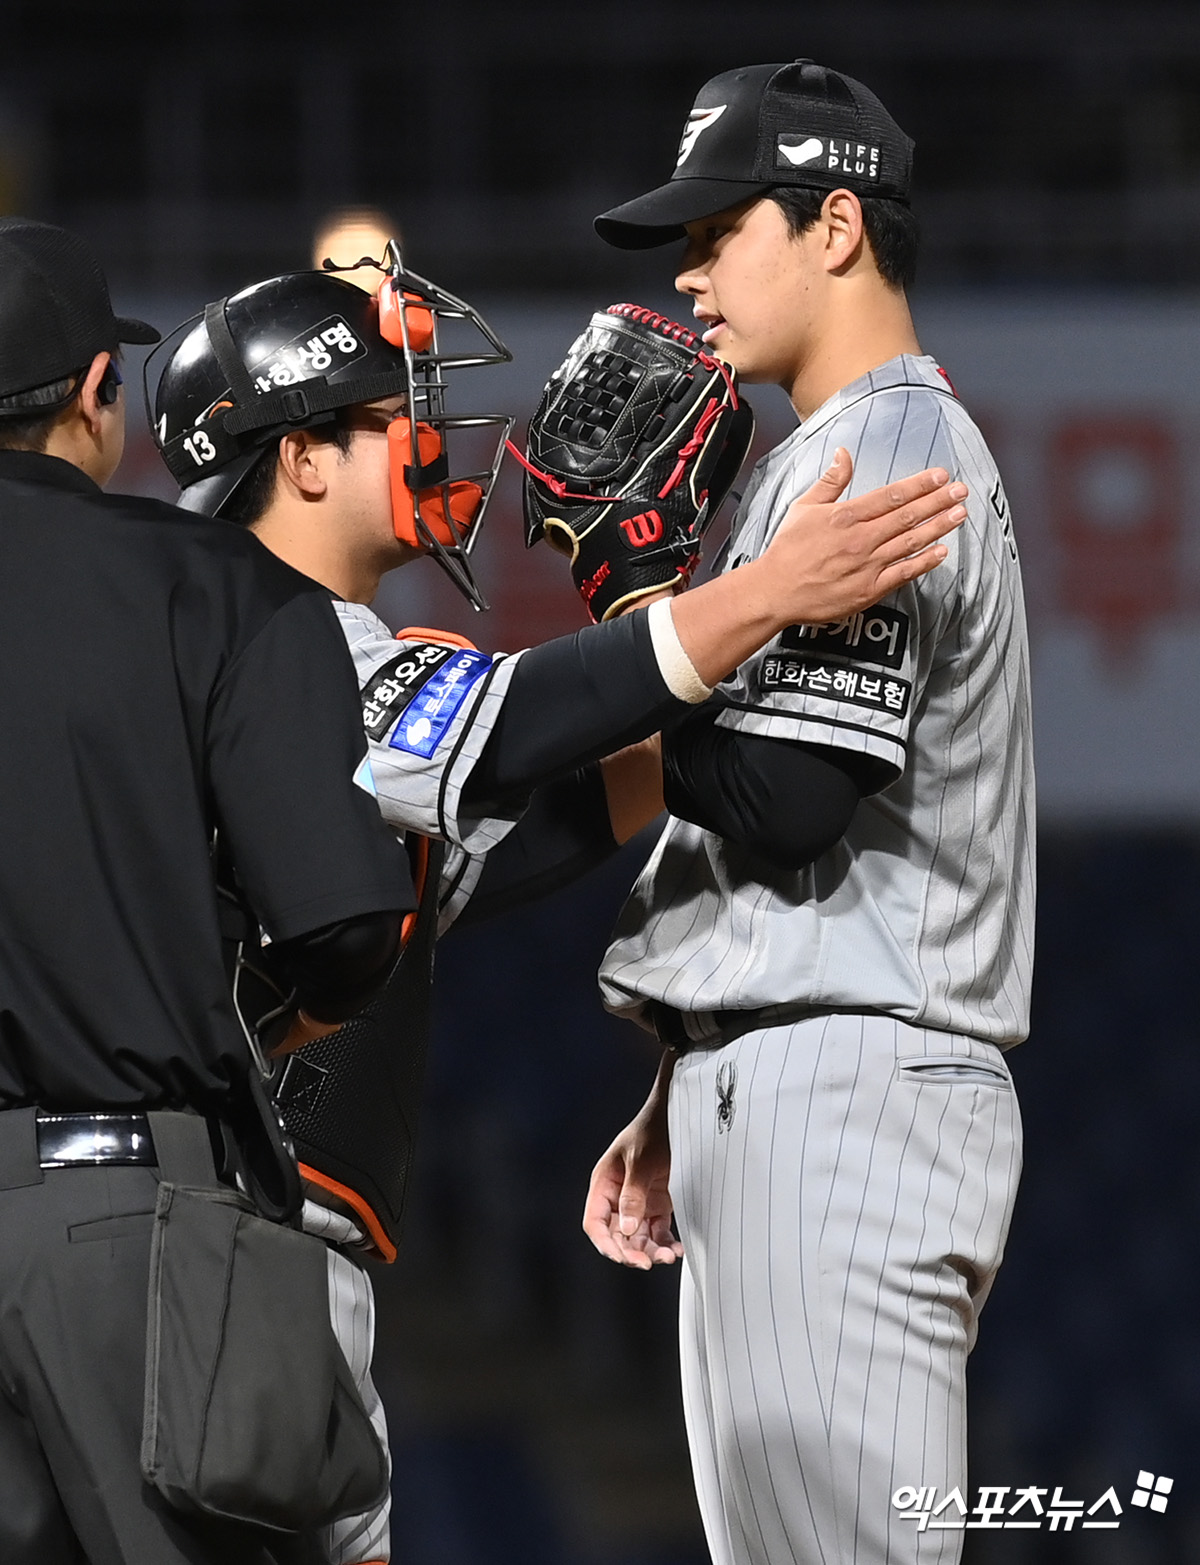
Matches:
[[274, 834, 445, 1262]]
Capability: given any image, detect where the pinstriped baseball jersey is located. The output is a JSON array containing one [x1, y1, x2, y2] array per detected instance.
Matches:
[[600, 354, 1035, 1047], [332, 601, 517, 935], [334, 600, 524, 858]]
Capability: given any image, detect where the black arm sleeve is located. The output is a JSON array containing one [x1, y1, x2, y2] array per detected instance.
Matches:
[[461, 610, 680, 810], [453, 765, 617, 928], [273, 909, 403, 1023], [662, 707, 886, 871]]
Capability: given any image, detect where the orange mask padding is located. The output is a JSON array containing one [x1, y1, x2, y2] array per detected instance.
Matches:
[[377, 280, 433, 353], [388, 418, 484, 547]]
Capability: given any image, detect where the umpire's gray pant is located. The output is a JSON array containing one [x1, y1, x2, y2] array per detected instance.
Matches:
[[0, 1108, 322, 1565], [669, 1014, 1022, 1565]]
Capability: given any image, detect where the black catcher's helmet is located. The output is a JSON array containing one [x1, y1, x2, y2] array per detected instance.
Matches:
[[147, 244, 512, 610]]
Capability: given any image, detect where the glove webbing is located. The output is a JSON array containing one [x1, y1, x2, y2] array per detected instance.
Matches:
[[504, 439, 623, 504], [509, 391, 724, 508]]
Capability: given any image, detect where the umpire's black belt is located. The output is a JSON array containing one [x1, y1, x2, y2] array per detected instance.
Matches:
[[0, 1107, 219, 1191], [36, 1112, 156, 1169]]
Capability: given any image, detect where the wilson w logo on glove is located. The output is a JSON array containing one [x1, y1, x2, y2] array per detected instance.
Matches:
[[515, 304, 755, 622], [620, 509, 665, 548]]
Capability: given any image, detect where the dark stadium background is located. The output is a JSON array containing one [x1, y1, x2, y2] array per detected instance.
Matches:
[[4, 2, 1199, 1560]]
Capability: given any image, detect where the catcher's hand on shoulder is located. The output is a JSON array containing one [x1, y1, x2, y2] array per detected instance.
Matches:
[[764, 448, 969, 625], [516, 303, 754, 623]]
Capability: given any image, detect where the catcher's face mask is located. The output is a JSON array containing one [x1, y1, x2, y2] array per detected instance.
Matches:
[[370, 244, 511, 609]]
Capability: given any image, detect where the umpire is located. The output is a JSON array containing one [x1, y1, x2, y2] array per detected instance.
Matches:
[[0, 218, 412, 1565]]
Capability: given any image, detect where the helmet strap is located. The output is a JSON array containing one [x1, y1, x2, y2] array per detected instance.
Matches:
[[202, 299, 260, 408]]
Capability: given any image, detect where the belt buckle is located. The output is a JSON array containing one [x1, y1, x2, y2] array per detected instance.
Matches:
[[37, 1113, 155, 1169]]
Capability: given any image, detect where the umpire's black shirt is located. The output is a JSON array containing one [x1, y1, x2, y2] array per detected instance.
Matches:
[[0, 451, 413, 1111]]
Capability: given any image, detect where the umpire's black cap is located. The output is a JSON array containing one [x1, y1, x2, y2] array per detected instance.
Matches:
[[596, 60, 915, 249], [0, 218, 159, 403]]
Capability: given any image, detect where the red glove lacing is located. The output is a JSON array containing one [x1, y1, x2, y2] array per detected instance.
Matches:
[[657, 396, 722, 499]]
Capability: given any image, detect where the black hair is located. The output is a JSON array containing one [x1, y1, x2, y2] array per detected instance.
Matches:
[[0, 374, 80, 452], [0, 351, 123, 454], [221, 413, 355, 527], [769, 186, 919, 291]]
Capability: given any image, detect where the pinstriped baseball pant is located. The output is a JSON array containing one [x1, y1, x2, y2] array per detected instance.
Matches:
[[669, 1014, 1022, 1565], [322, 1249, 390, 1565]]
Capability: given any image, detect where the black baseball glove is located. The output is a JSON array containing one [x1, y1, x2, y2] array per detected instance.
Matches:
[[518, 303, 754, 622]]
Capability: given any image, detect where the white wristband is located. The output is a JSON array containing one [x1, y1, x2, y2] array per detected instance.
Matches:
[[647, 597, 714, 704]]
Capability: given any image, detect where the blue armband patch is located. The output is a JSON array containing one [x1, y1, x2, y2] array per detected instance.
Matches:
[[387, 648, 493, 757]]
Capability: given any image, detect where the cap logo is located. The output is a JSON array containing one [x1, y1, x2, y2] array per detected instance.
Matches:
[[676, 105, 727, 168], [777, 134, 881, 181], [778, 137, 824, 167]]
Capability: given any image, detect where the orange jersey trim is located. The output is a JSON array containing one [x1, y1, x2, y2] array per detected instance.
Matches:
[[300, 1164, 397, 1263], [399, 832, 430, 949], [396, 625, 478, 652]]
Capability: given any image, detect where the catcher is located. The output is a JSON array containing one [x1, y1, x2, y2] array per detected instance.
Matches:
[[148, 245, 969, 1565]]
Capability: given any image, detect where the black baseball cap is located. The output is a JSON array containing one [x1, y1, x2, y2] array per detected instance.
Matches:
[[0, 218, 159, 403], [596, 60, 915, 250]]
